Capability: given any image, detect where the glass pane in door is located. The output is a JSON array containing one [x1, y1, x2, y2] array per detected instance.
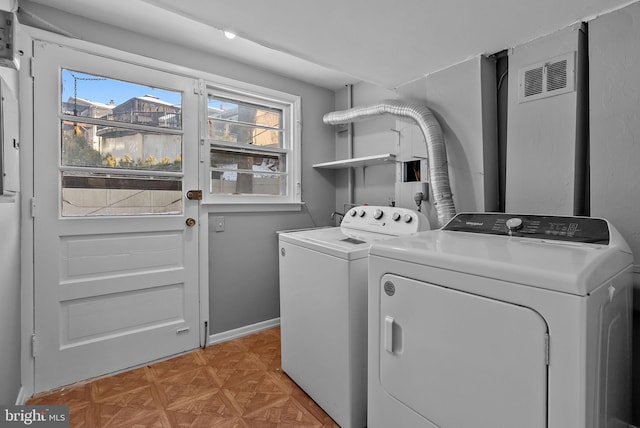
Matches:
[[61, 69, 182, 129], [61, 171, 182, 216], [61, 121, 182, 171]]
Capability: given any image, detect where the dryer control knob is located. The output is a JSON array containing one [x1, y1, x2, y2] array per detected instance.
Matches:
[[350, 209, 357, 217], [392, 212, 401, 222], [358, 209, 366, 217], [403, 214, 413, 223], [506, 217, 523, 231], [373, 209, 384, 220]]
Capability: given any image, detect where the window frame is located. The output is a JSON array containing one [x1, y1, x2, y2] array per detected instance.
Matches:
[[202, 83, 301, 210]]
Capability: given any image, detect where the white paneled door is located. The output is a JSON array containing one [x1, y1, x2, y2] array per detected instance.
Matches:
[[32, 41, 202, 393]]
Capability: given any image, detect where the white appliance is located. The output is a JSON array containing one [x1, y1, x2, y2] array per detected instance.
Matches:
[[278, 205, 429, 428], [368, 212, 633, 428]]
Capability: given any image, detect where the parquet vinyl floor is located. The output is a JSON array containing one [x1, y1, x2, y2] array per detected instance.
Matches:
[[27, 327, 340, 428]]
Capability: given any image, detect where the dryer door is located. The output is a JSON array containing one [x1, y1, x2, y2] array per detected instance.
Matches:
[[379, 274, 548, 428]]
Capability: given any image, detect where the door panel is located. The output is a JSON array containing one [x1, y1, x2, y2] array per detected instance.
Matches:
[[60, 231, 183, 278], [380, 274, 548, 428], [33, 41, 201, 393]]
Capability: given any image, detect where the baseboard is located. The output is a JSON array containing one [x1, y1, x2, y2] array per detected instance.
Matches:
[[207, 318, 280, 347], [15, 386, 28, 405]]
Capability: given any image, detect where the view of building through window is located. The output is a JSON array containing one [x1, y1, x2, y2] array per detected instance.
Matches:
[[207, 94, 287, 197], [60, 69, 184, 216]]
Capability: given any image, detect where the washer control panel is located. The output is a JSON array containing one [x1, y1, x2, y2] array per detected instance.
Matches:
[[443, 212, 610, 244], [341, 205, 430, 235]]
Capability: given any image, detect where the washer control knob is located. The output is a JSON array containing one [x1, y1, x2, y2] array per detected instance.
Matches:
[[506, 217, 523, 231], [392, 212, 401, 222], [373, 209, 384, 220], [349, 209, 357, 217], [403, 214, 413, 223], [358, 209, 366, 217]]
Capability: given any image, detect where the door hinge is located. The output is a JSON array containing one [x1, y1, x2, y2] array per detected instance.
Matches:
[[31, 334, 37, 358], [544, 333, 550, 365], [193, 80, 204, 95], [30, 198, 36, 218], [30, 57, 35, 79]]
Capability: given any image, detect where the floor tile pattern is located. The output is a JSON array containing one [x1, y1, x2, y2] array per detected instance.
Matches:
[[28, 327, 340, 428]]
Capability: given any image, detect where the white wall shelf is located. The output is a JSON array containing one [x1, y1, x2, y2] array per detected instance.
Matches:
[[313, 153, 396, 169]]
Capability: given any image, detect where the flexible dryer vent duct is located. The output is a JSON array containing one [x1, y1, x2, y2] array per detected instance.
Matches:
[[323, 99, 456, 226]]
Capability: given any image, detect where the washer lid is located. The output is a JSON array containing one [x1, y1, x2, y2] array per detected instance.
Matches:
[[278, 205, 430, 260], [279, 227, 372, 260], [370, 215, 633, 295]]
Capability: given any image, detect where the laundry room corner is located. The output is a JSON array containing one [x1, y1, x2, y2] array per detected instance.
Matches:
[[2, 0, 640, 426], [331, 55, 499, 225]]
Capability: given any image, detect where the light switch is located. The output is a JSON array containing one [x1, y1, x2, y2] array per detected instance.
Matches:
[[214, 216, 225, 232]]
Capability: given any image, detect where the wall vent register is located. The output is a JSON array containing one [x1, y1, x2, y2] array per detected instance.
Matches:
[[518, 52, 575, 103]]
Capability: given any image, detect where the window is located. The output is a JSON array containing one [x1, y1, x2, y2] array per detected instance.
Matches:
[[205, 86, 301, 206], [60, 69, 184, 216]]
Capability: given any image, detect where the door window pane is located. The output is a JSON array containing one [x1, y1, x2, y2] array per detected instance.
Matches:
[[59, 69, 186, 217], [61, 69, 182, 129], [61, 121, 182, 171], [62, 171, 182, 216]]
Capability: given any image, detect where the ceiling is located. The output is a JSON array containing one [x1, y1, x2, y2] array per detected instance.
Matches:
[[24, 0, 635, 91]]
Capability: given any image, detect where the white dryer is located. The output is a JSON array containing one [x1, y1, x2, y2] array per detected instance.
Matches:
[[279, 205, 429, 428], [368, 213, 633, 428]]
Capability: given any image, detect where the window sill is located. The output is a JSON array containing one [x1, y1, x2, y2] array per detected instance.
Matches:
[[202, 201, 303, 213]]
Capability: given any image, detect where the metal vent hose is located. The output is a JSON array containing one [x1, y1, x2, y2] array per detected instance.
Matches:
[[323, 99, 456, 226]]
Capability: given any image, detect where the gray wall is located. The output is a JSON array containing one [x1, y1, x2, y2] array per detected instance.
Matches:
[[0, 65, 21, 404], [0, 197, 21, 404], [589, 4, 640, 423], [208, 212, 315, 333]]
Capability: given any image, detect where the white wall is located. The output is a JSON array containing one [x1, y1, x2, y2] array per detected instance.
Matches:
[[420, 56, 498, 215], [589, 3, 640, 272], [505, 25, 586, 215], [589, 4, 640, 423]]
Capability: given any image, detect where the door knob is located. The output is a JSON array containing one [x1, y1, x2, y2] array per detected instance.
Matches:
[[186, 218, 196, 227]]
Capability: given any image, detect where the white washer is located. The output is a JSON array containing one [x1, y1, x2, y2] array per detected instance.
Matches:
[[279, 205, 429, 428], [368, 212, 634, 428]]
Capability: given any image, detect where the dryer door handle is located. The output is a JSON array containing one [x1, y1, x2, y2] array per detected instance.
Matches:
[[384, 316, 395, 353]]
